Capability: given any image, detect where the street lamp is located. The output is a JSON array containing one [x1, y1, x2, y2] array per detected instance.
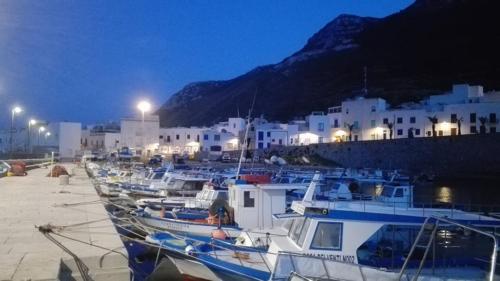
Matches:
[[137, 100, 152, 155], [10, 106, 23, 157], [27, 119, 37, 153], [38, 126, 45, 145], [45, 132, 51, 145]]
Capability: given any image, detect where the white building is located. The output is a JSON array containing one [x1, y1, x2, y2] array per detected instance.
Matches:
[[81, 129, 120, 153], [120, 115, 160, 157], [322, 84, 500, 142], [157, 117, 245, 157], [159, 127, 206, 156]]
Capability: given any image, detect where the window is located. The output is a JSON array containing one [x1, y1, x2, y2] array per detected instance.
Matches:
[[415, 129, 421, 136], [383, 118, 388, 124], [470, 113, 476, 123], [310, 222, 342, 250], [438, 130, 443, 136], [187, 134, 190, 140], [278, 139, 283, 145], [491, 127, 497, 134], [267, 143, 271, 148], [370, 120, 376, 128], [203, 134, 209, 140], [214, 134, 220, 141], [297, 218, 311, 247], [353, 121, 359, 129], [490, 113, 497, 123], [410, 117, 416, 124], [267, 132, 271, 137], [397, 117, 403, 124], [334, 119, 339, 128], [197, 135, 200, 142], [166, 136, 171, 142], [176, 134, 179, 140], [371, 106, 376, 112], [394, 188, 404, 197], [451, 114, 457, 123], [354, 135, 358, 141], [397, 129, 403, 136], [258, 131, 264, 141], [210, 145, 221, 152], [243, 191, 254, 207], [272, 139, 275, 143], [318, 122, 324, 132], [289, 218, 305, 245], [470, 126, 477, 134], [258, 142, 264, 149]]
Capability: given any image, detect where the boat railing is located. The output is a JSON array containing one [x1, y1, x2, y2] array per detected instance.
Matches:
[[398, 215, 499, 281], [315, 196, 500, 221], [286, 272, 313, 281]]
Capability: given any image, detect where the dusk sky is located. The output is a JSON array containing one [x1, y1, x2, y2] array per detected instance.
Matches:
[[0, 0, 412, 127]]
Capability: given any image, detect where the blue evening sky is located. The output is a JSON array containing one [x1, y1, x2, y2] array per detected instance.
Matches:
[[0, 0, 412, 127]]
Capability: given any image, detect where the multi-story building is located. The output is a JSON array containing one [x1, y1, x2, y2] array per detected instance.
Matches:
[[81, 123, 121, 153], [157, 117, 246, 157], [159, 127, 206, 156], [322, 84, 500, 142], [120, 114, 160, 157]]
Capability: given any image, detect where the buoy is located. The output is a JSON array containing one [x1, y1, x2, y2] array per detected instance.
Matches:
[[211, 229, 227, 240], [185, 245, 195, 255]]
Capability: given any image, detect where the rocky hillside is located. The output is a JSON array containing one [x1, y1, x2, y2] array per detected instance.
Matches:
[[158, 0, 500, 127]]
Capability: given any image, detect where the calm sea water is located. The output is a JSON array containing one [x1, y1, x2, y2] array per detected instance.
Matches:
[[414, 178, 500, 206]]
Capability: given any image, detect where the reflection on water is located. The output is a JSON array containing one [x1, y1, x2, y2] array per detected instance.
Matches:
[[436, 186, 452, 203], [414, 178, 500, 206]]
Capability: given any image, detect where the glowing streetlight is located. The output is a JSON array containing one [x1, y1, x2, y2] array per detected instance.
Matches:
[[137, 100, 152, 154], [45, 132, 51, 144], [9, 106, 23, 156], [27, 119, 37, 153], [137, 101, 152, 115], [38, 126, 45, 145]]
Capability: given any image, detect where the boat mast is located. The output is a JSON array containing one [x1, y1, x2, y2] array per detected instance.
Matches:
[[236, 90, 257, 178]]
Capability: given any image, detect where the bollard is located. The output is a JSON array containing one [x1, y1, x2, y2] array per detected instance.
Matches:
[[59, 175, 69, 185]]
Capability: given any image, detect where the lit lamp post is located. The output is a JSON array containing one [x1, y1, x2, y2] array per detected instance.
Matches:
[[28, 119, 37, 153], [9, 106, 23, 157], [38, 126, 46, 145], [45, 132, 51, 145], [137, 101, 151, 156]]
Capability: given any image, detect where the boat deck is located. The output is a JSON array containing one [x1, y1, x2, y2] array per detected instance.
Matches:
[[0, 164, 129, 281]]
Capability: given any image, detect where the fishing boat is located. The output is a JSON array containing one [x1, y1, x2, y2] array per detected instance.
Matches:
[[145, 173, 500, 281]]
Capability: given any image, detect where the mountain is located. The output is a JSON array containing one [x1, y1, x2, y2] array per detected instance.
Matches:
[[158, 0, 500, 127]]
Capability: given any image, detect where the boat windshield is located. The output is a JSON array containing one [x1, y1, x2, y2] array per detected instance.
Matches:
[[381, 186, 395, 197], [288, 217, 311, 248]]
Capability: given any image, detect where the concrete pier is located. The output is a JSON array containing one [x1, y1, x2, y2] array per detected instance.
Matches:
[[0, 164, 129, 280]]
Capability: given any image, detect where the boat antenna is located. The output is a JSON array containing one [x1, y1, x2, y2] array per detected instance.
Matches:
[[236, 88, 257, 178]]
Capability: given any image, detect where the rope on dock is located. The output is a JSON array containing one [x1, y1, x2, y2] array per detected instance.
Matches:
[[37, 224, 93, 281]]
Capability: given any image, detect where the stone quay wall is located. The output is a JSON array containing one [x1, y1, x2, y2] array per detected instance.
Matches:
[[246, 134, 500, 178]]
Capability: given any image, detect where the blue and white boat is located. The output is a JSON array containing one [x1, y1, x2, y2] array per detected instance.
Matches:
[[146, 173, 500, 281]]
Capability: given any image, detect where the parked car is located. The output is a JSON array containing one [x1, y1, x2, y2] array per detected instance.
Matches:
[[221, 153, 231, 163]]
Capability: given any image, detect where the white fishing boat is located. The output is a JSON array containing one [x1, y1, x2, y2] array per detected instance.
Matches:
[[146, 173, 500, 281]]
